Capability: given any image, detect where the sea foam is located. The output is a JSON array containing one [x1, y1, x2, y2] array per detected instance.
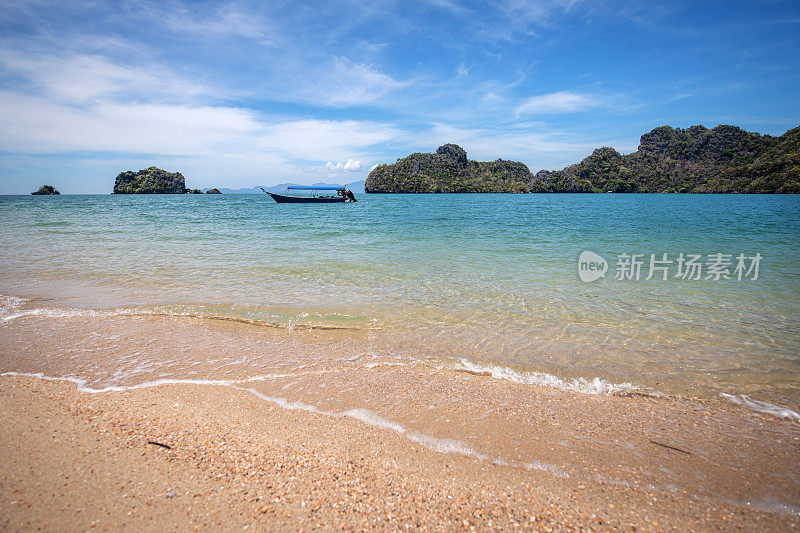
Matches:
[[721, 393, 800, 423], [1, 371, 566, 477], [453, 358, 639, 396]]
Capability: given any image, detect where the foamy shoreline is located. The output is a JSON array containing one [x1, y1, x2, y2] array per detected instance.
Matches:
[[2, 293, 800, 530]]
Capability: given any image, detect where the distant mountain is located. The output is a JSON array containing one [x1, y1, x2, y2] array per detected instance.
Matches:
[[211, 186, 263, 194], [364, 126, 800, 194], [211, 179, 365, 195], [343, 180, 365, 194]]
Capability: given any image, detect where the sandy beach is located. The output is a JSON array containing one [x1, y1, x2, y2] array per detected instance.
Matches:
[[2, 0, 800, 529], [1, 370, 798, 532]]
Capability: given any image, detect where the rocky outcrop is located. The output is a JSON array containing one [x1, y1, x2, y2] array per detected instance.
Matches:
[[527, 125, 800, 193], [205, 188, 222, 194], [31, 185, 60, 195], [365, 144, 533, 193], [366, 125, 800, 193], [113, 167, 187, 194]]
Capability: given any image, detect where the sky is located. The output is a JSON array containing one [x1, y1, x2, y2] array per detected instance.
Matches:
[[0, 0, 798, 193]]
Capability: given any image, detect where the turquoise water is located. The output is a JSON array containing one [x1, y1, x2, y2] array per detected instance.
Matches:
[[1, 193, 799, 404]]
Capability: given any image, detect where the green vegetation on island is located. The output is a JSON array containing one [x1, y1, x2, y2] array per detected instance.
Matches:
[[206, 188, 222, 194], [31, 185, 60, 195], [113, 167, 187, 194], [366, 144, 531, 193], [365, 125, 800, 193]]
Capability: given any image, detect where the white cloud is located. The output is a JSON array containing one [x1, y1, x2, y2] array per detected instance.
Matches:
[[515, 91, 600, 115], [0, 91, 258, 153], [129, 1, 279, 43], [345, 159, 362, 170], [0, 36, 409, 188], [0, 89, 403, 159], [304, 56, 407, 107], [0, 50, 205, 104], [258, 119, 400, 161], [498, 0, 587, 29], [326, 159, 362, 172]]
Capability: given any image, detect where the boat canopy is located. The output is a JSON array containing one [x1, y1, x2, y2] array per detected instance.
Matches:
[[287, 186, 345, 190]]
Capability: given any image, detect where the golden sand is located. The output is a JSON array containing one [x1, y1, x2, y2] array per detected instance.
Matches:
[[1, 373, 797, 531]]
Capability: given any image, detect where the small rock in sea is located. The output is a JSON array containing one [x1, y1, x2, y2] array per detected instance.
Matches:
[[31, 185, 60, 195]]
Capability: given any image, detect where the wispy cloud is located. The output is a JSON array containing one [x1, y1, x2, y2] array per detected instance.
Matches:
[[166, 4, 274, 40], [496, 0, 588, 30], [302, 56, 408, 107], [515, 91, 601, 115], [0, 50, 205, 104]]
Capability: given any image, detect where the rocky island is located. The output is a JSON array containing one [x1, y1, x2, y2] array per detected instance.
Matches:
[[366, 144, 531, 193], [365, 125, 800, 194], [113, 167, 187, 194], [31, 185, 60, 195]]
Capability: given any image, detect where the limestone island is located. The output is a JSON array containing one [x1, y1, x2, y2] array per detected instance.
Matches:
[[206, 188, 222, 194], [366, 144, 531, 193], [113, 167, 187, 194], [365, 125, 800, 193], [31, 185, 60, 195]]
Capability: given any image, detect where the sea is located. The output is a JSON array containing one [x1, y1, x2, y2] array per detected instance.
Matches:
[[2, 193, 798, 401], [1, 193, 799, 507]]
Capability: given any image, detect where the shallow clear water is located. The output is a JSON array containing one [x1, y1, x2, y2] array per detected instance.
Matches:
[[1, 193, 799, 405]]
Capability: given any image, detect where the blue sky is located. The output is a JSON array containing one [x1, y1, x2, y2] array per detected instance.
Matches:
[[0, 0, 798, 193]]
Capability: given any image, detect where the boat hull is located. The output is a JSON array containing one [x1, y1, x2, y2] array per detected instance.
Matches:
[[267, 192, 348, 203]]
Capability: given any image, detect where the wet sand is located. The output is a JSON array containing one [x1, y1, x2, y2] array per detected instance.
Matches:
[[1, 298, 799, 531], [1, 373, 798, 532]]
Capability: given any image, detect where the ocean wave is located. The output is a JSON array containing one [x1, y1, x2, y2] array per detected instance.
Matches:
[[453, 358, 640, 396], [0, 371, 235, 393], [1, 307, 123, 321], [720, 393, 800, 423], [0, 302, 363, 331], [341, 408, 567, 476]]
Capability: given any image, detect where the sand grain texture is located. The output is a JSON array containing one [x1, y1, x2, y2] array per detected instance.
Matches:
[[1, 375, 797, 532]]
